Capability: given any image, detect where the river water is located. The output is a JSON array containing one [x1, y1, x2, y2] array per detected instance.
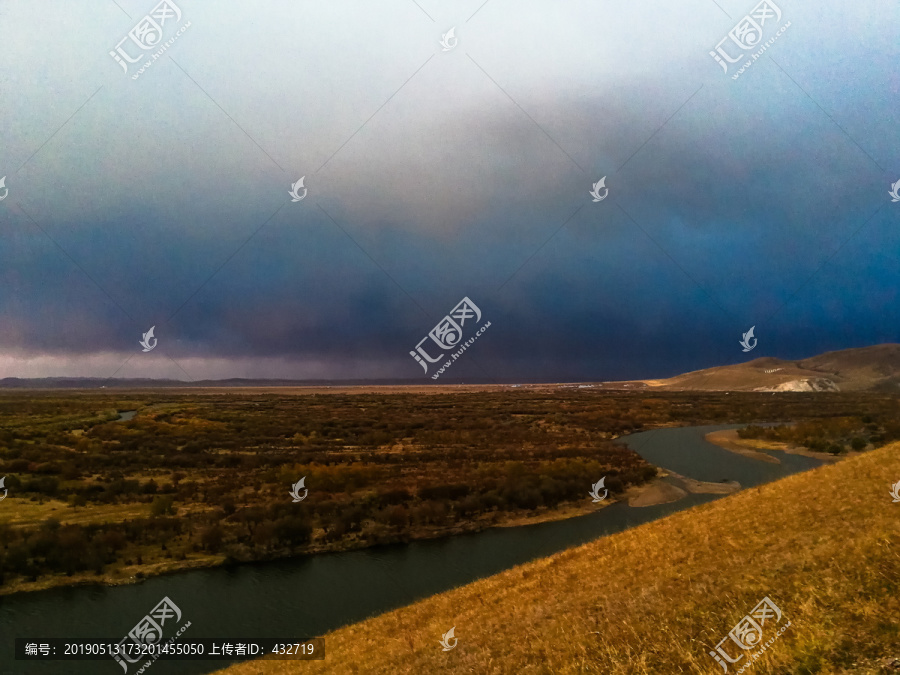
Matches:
[[0, 424, 821, 674]]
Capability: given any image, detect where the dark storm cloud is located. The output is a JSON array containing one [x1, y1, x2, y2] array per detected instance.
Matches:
[[0, 0, 898, 380]]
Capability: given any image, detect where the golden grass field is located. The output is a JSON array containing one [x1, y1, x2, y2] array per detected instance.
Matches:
[[0, 499, 151, 529], [215, 441, 900, 674]]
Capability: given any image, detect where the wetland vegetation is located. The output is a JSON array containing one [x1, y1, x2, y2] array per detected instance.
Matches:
[[1, 389, 896, 595]]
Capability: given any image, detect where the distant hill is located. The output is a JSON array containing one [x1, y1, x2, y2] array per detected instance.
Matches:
[[639, 343, 900, 392]]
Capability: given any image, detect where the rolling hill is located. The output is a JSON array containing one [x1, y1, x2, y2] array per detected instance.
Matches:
[[638, 343, 900, 392]]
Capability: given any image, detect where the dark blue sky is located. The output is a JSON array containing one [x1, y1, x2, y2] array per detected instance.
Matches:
[[1, 0, 898, 382]]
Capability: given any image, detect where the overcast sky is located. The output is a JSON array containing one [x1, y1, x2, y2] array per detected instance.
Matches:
[[0, 0, 898, 382]]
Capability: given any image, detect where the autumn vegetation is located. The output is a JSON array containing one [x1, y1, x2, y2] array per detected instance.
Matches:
[[0, 388, 897, 596], [738, 414, 900, 455]]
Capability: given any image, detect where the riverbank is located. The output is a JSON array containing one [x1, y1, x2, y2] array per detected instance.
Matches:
[[704, 428, 850, 463], [0, 492, 631, 598], [0, 467, 750, 598], [626, 470, 740, 507]]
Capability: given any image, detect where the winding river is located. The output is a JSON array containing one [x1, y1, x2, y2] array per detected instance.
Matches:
[[0, 424, 822, 674]]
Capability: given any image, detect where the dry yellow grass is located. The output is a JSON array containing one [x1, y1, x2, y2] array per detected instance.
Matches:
[[215, 441, 900, 675], [0, 499, 151, 528], [0, 495, 214, 529]]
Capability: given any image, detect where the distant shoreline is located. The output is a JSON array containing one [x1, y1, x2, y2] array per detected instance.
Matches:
[[704, 429, 844, 463]]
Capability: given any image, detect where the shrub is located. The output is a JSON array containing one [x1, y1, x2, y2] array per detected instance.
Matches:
[[200, 524, 225, 552], [150, 495, 177, 517], [274, 517, 312, 546]]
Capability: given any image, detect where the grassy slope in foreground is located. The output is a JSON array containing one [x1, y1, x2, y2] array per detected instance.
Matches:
[[217, 442, 900, 675]]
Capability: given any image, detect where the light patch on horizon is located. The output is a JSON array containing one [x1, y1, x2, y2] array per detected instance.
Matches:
[[0, 351, 405, 381]]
